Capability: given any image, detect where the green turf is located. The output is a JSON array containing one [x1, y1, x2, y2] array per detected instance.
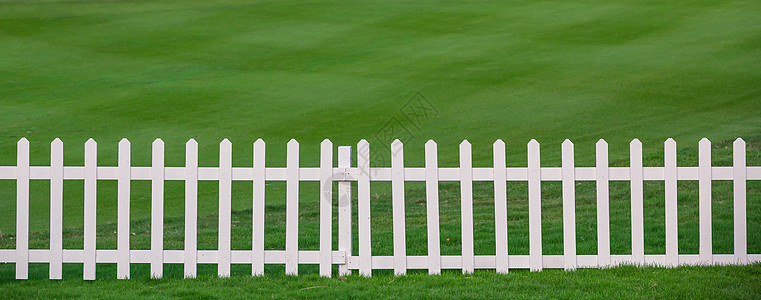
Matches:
[[1, 0, 760, 297]]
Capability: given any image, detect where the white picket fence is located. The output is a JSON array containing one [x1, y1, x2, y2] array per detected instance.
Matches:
[[1, 137, 760, 280]]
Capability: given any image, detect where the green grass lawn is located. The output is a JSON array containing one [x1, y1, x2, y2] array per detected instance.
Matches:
[[1, 0, 760, 297]]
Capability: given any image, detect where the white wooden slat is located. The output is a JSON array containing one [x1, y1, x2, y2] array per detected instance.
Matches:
[[733, 138, 747, 264], [285, 139, 300, 275], [50, 139, 63, 279], [252, 139, 266, 276], [117, 139, 131, 279], [425, 141, 441, 275], [630, 139, 645, 264], [218, 139, 232, 277], [698, 138, 712, 264], [151, 139, 164, 278], [460, 140, 474, 274], [184, 139, 198, 278], [596, 140, 610, 267], [16, 138, 29, 280], [338, 146, 353, 276], [493, 140, 508, 274], [561, 140, 576, 270], [319, 139, 333, 277], [357, 140, 372, 276], [84, 138, 97, 280], [391, 139, 407, 275], [528, 139, 542, 272], [664, 138, 678, 267]]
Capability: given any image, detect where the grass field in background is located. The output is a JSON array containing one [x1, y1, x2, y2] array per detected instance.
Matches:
[[1, 0, 760, 297]]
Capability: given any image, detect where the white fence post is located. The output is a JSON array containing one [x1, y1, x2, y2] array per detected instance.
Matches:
[[596, 139, 610, 267], [117, 138, 131, 279], [734, 138, 747, 264], [151, 139, 164, 279], [698, 138, 712, 264], [493, 139, 508, 274], [665, 138, 678, 267], [285, 139, 300, 275], [50, 139, 64, 279], [252, 139, 266, 276], [391, 140, 407, 275], [459, 140, 474, 274], [528, 139, 542, 272], [338, 146, 352, 276], [185, 139, 198, 278], [16, 138, 29, 280], [84, 139, 97, 280], [561, 140, 576, 271], [218, 139, 232, 277], [425, 141, 441, 275], [630, 139, 645, 265], [319, 139, 333, 277], [357, 140, 372, 276]]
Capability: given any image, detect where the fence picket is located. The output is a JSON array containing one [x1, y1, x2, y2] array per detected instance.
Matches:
[[358, 140, 372, 276], [252, 139, 266, 275], [425, 141, 441, 275], [630, 139, 645, 264], [561, 140, 576, 270], [50, 139, 64, 279], [391, 140, 407, 275], [528, 139, 542, 272], [218, 139, 232, 277], [596, 139, 610, 267], [698, 138, 712, 264], [665, 138, 678, 267], [185, 139, 198, 278], [151, 139, 164, 278], [493, 140, 508, 274], [285, 139, 299, 275], [117, 139, 131, 279], [84, 139, 97, 280], [459, 140, 474, 274], [319, 139, 333, 277], [338, 146, 353, 276], [733, 138, 747, 264], [16, 138, 29, 280]]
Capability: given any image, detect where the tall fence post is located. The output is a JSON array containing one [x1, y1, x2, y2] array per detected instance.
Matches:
[[150, 139, 164, 279], [391, 140, 407, 275], [285, 140, 300, 275], [562, 140, 576, 270], [665, 139, 678, 267], [528, 139, 542, 272], [50, 138, 64, 280], [338, 146, 353, 276], [596, 139, 610, 267]]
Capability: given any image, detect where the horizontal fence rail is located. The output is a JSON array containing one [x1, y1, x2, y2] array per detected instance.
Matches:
[[0, 137, 760, 280]]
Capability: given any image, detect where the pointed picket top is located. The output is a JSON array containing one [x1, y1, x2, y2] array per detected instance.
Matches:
[[699, 138, 710, 147], [460, 140, 470, 147], [665, 138, 676, 146], [321, 139, 332, 147], [358, 139, 369, 147], [528, 139, 540, 147], [52, 138, 63, 146], [118, 138, 130, 146], [392, 139, 403, 147], [288, 139, 299, 146], [152, 138, 164, 146], [596, 139, 607, 147], [85, 138, 97, 146], [562, 139, 573, 147], [220, 138, 231, 146], [425, 140, 437, 147], [630, 138, 642, 147], [254, 138, 265, 147], [186, 138, 197, 146], [734, 137, 745, 147], [493, 139, 505, 147]]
